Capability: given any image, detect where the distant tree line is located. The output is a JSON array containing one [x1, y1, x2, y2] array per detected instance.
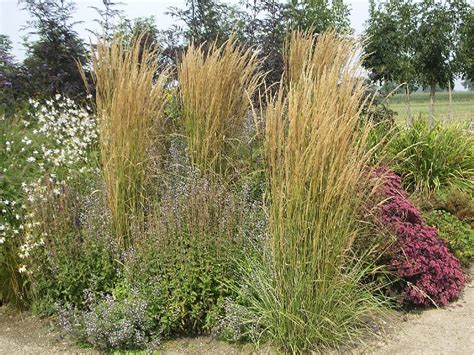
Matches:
[[0, 0, 354, 114], [0, 0, 473, 120], [364, 0, 473, 125]]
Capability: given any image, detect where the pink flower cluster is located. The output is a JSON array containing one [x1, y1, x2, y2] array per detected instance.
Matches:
[[374, 167, 465, 306]]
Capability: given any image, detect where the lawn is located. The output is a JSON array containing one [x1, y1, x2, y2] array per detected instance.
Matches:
[[389, 91, 474, 124]]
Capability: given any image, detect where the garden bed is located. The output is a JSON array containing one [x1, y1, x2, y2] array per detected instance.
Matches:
[[1, 264, 473, 354]]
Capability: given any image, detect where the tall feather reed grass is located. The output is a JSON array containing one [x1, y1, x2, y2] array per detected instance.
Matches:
[[231, 31, 385, 351], [178, 36, 262, 176], [83, 34, 169, 249]]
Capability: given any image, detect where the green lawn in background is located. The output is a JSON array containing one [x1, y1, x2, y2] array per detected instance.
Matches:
[[389, 91, 473, 125]]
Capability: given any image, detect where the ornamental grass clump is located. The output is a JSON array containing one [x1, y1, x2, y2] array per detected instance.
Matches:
[[225, 31, 384, 351], [178, 36, 262, 176], [388, 118, 474, 194], [85, 34, 169, 248]]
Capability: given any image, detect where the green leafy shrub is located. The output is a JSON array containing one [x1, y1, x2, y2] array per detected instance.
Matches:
[[423, 210, 474, 267], [128, 152, 266, 336], [388, 118, 474, 193], [25, 178, 118, 314], [417, 188, 474, 228]]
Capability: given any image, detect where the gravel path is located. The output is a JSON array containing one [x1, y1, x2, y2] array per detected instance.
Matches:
[[0, 307, 94, 354], [372, 265, 474, 355], [1, 266, 473, 354]]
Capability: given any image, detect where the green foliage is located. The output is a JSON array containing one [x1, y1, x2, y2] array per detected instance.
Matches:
[[364, 0, 417, 88], [166, 0, 352, 86], [126, 162, 265, 337], [20, 0, 87, 98], [89, 0, 124, 40], [423, 210, 474, 267], [415, 187, 474, 228], [60, 290, 157, 350], [388, 118, 474, 193], [415, 0, 465, 90], [131, 243, 237, 336], [218, 251, 386, 351], [27, 181, 118, 315], [0, 35, 29, 117], [364, 0, 470, 124], [168, 0, 243, 45], [115, 16, 160, 50], [288, 0, 351, 32], [460, 6, 474, 82]]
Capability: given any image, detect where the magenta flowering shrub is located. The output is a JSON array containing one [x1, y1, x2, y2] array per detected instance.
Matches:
[[374, 167, 465, 306]]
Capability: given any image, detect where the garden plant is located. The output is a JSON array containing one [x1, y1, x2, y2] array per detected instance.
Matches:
[[0, 25, 472, 353]]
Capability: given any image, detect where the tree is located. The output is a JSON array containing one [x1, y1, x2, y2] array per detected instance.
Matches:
[[288, 0, 351, 33], [0, 35, 30, 115], [462, 79, 473, 91], [20, 0, 87, 98], [114, 16, 165, 68], [164, 1, 352, 86], [0, 35, 15, 90], [415, 0, 468, 125], [167, 0, 242, 45], [0, 35, 18, 114], [459, 5, 474, 83], [89, 0, 124, 40], [238, 0, 292, 86], [363, 0, 418, 125]]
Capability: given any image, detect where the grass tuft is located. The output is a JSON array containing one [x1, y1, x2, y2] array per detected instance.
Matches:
[[178, 36, 263, 176], [84, 33, 170, 248], [243, 30, 386, 350]]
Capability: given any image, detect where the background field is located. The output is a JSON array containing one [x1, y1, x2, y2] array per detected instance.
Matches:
[[389, 92, 474, 125]]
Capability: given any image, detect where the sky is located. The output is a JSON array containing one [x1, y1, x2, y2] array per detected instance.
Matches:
[[0, 0, 370, 58], [0, 0, 467, 90]]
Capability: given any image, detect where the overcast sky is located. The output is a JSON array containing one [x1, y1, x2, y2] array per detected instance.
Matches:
[[0, 0, 468, 90], [0, 0, 370, 58]]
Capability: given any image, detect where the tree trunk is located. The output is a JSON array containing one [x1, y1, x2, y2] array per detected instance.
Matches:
[[405, 85, 412, 126], [448, 81, 453, 121], [429, 82, 436, 127]]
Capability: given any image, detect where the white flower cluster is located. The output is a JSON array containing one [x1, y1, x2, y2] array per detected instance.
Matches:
[[17, 176, 66, 274], [1, 95, 98, 274], [27, 95, 98, 170], [18, 178, 53, 269]]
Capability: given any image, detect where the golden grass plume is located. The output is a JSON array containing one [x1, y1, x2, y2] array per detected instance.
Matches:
[[178, 36, 263, 175], [84, 33, 170, 248]]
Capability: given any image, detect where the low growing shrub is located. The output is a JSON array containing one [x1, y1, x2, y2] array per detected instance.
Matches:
[[423, 210, 474, 267], [416, 188, 474, 228], [59, 290, 157, 350], [374, 167, 465, 306], [24, 177, 118, 314]]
